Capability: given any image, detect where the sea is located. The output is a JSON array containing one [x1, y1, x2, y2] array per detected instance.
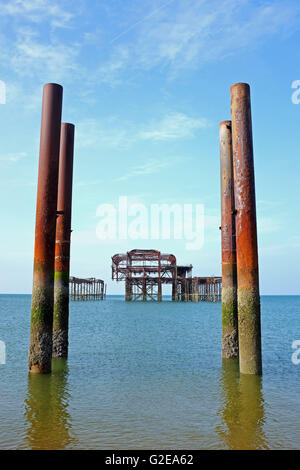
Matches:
[[0, 294, 299, 449]]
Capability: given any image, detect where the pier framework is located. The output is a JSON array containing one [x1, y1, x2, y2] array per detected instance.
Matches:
[[112, 249, 221, 302], [192, 277, 222, 302], [70, 277, 106, 301]]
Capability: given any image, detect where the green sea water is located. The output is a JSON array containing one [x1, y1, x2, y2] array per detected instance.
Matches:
[[0, 294, 299, 449]]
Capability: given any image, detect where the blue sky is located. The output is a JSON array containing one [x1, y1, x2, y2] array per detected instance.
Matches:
[[0, 0, 299, 294]]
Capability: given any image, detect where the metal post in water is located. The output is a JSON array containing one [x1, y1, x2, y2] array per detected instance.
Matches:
[[219, 120, 238, 359], [158, 280, 162, 301], [193, 279, 199, 302], [230, 83, 262, 375], [53, 123, 75, 358], [125, 278, 132, 301], [28, 83, 63, 373], [142, 277, 147, 301]]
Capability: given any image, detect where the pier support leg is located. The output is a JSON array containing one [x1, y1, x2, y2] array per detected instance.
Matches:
[[184, 280, 189, 301], [193, 279, 199, 302], [28, 83, 63, 373], [220, 120, 238, 359], [230, 83, 262, 375], [172, 279, 178, 301], [142, 278, 147, 301], [180, 279, 185, 301], [158, 279, 162, 301], [53, 123, 75, 358], [125, 278, 132, 301]]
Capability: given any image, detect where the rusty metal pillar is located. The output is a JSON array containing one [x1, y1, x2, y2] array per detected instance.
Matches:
[[172, 267, 178, 301], [157, 279, 162, 301], [189, 279, 193, 301], [230, 83, 262, 375], [142, 277, 147, 301], [183, 279, 188, 301], [193, 279, 199, 302], [28, 83, 63, 373], [172, 280, 178, 301], [220, 120, 238, 359], [53, 123, 75, 358], [180, 279, 184, 301], [125, 278, 132, 301]]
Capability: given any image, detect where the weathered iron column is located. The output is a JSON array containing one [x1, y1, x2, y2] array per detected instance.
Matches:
[[158, 253, 162, 301], [193, 279, 199, 302], [157, 279, 162, 301], [53, 123, 75, 358], [29, 83, 63, 373], [172, 280, 178, 301], [220, 121, 238, 359], [125, 278, 132, 301], [142, 277, 147, 301], [230, 83, 262, 375], [172, 267, 178, 301]]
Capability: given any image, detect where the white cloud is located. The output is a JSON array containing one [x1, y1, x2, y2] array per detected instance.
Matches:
[[93, 46, 130, 87], [10, 29, 80, 80], [76, 112, 207, 150], [2, 0, 298, 94], [139, 112, 208, 141], [0, 0, 74, 28], [115, 158, 173, 182], [104, 0, 300, 78], [76, 118, 131, 149], [0, 152, 27, 163]]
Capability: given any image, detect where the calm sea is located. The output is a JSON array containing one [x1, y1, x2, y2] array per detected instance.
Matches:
[[0, 294, 299, 449]]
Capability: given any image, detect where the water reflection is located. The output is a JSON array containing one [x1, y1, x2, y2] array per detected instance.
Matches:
[[24, 358, 75, 449], [217, 359, 268, 449]]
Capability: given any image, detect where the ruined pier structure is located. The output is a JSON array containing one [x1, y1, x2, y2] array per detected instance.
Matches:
[[70, 277, 106, 301], [112, 249, 221, 302]]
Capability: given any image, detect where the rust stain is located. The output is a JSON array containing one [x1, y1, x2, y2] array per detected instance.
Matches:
[[219, 120, 237, 288], [33, 84, 63, 283], [55, 123, 75, 275], [230, 83, 259, 290]]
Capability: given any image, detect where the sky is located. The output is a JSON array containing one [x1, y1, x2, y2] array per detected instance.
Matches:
[[0, 0, 300, 295]]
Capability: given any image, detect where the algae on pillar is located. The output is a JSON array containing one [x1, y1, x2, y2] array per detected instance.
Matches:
[[28, 83, 63, 373], [230, 83, 262, 375], [219, 121, 238, 359], [53, 123, 75, 358]]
